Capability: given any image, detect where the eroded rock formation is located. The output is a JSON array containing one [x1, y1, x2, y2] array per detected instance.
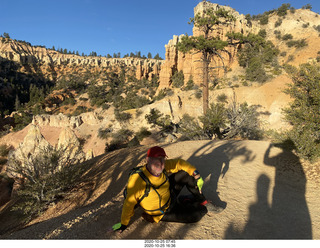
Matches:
[[159, 2, 259, 89], [0, 38, 163, 81]]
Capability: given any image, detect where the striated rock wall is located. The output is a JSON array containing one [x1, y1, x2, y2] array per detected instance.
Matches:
[[0, 38, 163, 81]]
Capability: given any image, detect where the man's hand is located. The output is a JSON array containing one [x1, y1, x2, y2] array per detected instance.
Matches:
[[112, 223, 127, 233], [196, 177, 204, 193]]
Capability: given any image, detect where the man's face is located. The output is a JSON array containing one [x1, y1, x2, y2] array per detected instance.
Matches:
[[147, 157, 165, 176]]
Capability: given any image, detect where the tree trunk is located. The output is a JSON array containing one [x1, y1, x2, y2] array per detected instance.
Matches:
[[203, 55, 209, 115]]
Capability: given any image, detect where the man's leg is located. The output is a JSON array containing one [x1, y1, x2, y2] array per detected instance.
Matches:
[[168, 170, 206, 203], [166, 171, 225, 219], [161, 201, 207, 223], [158, 171, 208, 223]]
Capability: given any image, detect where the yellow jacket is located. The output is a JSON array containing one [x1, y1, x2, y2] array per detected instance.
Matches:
[[121, 159, 197, 225]]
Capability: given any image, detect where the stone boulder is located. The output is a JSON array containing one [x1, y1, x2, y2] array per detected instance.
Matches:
[[10, 124, 52, 162], [57, 127, 85, 162], [32, 113, 83, 128]]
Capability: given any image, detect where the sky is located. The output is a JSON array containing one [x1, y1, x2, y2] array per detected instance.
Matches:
[[1, 0, 320, 59]]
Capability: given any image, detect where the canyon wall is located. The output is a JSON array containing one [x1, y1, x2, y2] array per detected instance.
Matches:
[[0, 38, 163, 81]]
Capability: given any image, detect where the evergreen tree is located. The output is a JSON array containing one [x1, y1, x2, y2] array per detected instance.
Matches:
[[177, 6, 236, 114], [15, 95, 21, 111], [154, 53, 163, 60], [3, 32, 10, 38], [283, 63, 320, 161]]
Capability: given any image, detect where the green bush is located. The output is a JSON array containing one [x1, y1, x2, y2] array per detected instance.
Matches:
[[178, 114, 208, 140], [12, 112, 33, 132], [277, 3, 290, 17], [178, 98, 264, 141], [236, 33, 279, 83], [246, 57, 268, 83], [199, 103, 227, 139], [217, 93, 228, 103], [105, 129, 134, 152], [135, 127, 151, 141], [282, 34, 293, 40], [72, 106, 88, 116], [0, 144, 11, 157], [7, 146, 85, 221], [283, 63, 320, 161], [98, 127, 112, 139], [195, 89, 202, 99], [259, 15, 269, 25], [183, 76, 195, 91], [314, 25, 320, 32], [145, 108, 174, 133], [114, 109, 132, 123], [275, 19, 282, 28], [286, 39, 308, 48], [171, 71, 185, 88]]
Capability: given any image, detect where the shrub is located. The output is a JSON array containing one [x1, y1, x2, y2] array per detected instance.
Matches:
[[283, 63, 320, 161], [246, 57, 268, 83], [225, 100, 263, 140], [258, 29, 267, 38], [145, 108, 163, 127], [286, 39, 308, 48], [282, 34, 293, 40], [12, 112, 33, 132], [145, 108, 174, 133], [135, 127, 151, 141], [236, 33, 279, 83], [105, 129, 134, 152], [217, 93, 228, 103], [199, 103, 227, 139], [195, 89, 202, 99], [98, 127, 113, 139], [259, 15, 269, 25], [302, 23, 309, 28], [6, 146, 85, 221], [183, 76, 195, 91], [171, 71, 185, 88], [178, 114, 208, 140], [275, 19, 282, 28], [0, 144, 11, 157], [114, 109, 132, 123], [72, 106, 88, 116], [277, 3, 290, 16], [178, 98, 264, 141], [302, 4, 312, 10], [313, 25, 320, 32]]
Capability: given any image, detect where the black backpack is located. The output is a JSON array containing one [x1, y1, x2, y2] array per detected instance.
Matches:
[[123, 166, 169, 213]]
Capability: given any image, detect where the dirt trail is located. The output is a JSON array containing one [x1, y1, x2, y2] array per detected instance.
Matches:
[[1, 140, 319, 239]]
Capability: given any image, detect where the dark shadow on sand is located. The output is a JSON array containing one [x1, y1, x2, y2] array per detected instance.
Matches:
[[225, 144, 312, 239]]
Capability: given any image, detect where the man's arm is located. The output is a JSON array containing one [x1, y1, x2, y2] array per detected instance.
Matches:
[[120, 174, 144, 227], [166, 159, 204, 192], [165, 158, 198, 176]]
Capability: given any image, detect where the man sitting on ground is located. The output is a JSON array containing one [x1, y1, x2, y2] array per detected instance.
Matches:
[[113, 146, 225, 233]]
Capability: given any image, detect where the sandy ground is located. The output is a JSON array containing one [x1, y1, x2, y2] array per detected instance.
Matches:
[[0, 140, 319, 240]]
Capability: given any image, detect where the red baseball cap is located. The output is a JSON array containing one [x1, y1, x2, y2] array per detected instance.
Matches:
[[147, 146, 167, 158]]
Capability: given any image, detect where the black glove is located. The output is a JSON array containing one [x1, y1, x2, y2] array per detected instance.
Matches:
[[112, 223, 127, 232]]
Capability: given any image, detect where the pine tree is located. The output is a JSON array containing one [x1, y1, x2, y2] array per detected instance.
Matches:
[[15, 95, 21, 111], [283, 63, 320, 161], [177, 6, 236, 114]]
